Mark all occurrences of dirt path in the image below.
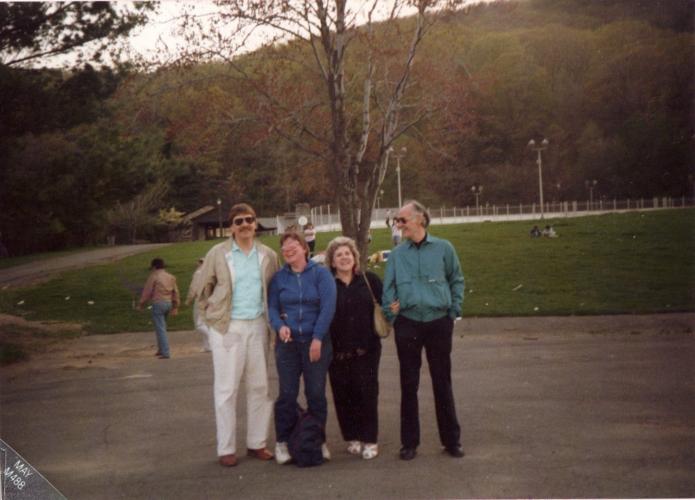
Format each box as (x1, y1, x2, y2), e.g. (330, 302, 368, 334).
(0, 243, 170, 287)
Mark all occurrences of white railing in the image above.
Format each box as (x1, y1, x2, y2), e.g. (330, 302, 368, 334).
(276, 197, 694, 233)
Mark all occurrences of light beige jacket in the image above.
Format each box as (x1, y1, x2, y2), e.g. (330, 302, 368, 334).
(196, 238, 279, 335)
(139, 269, 180, 307)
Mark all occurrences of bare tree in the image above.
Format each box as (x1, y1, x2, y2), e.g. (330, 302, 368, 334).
(170, 0, 459, 263)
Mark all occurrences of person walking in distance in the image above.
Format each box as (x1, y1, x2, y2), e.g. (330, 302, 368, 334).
(138, 258, 179, 359)
(195, 203, 280, 467)
(382, 200, 465, 461)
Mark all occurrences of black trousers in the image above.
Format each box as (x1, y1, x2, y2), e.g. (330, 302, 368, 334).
(394, 315, 460, 449)
(328, 344, 381, 443)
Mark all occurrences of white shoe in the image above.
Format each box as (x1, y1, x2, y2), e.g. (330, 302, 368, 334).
(362, 443, 378, 460)
(321, 443, 331, 461)
(275, 442, 291, 465)
(347, 440, 362, 455)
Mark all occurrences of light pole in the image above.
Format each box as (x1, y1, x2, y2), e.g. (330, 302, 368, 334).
(389, 146, 407, 208)
(528, 138, 549, 219)
(216, 197, 222, 238)
(471, 185, 483, 214)
(585, 179, 597, 210)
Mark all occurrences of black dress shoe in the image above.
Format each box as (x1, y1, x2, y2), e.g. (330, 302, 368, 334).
(444, 445, 465, 458)
(399, 447, 417, 460)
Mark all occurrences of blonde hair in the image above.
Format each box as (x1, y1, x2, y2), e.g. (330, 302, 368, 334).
(325, 236, 361, 274)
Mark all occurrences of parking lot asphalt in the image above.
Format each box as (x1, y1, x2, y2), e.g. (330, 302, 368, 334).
(1, 313, 694, 499)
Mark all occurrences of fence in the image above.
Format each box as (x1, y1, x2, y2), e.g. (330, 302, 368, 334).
(288, 196, 694, 233)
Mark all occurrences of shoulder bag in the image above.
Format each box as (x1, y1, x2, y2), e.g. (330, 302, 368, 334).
(361, 273, 392, 339)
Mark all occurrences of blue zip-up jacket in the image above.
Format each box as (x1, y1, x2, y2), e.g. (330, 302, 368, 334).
(268, 260, 337, 343)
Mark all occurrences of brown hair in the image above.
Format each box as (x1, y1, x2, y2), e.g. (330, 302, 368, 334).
(280, 231, 310, 262)
(228, 203, 256, 223)
(325, 236, 360, 274)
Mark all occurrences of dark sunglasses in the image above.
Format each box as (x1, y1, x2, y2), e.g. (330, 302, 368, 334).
(232, 216, 256, 226)
(393, 216, 409, 224)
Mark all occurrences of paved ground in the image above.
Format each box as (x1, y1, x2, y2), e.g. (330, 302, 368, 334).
(1, 313, 693, 499)
(0, 244, 171, 287)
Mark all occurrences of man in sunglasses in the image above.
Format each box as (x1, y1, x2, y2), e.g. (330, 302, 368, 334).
(195, 203, 280, 467)
(382, 200, 465, 461)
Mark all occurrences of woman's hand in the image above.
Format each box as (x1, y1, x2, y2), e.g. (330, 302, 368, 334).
(309, 339, 322, 362)
(390, 299, 400, 315)
(278, 325, 292, 343)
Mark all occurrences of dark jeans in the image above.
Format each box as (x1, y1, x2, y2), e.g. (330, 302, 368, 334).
(394, 315, 460, 449)
(328, 344, 381, 443)
(274, 338, 333, 442)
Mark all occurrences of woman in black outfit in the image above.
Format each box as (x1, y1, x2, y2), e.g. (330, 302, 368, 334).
(325, 236, 382, 460)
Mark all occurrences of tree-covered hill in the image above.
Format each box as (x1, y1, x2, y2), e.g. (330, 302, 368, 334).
(1, 0, 692, 255)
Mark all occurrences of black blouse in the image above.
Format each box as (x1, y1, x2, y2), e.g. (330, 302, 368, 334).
(329, 271, 383, 355)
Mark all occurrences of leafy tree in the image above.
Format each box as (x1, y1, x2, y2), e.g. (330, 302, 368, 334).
(0, 2, 153, 67)
(0, 118, 167, 254)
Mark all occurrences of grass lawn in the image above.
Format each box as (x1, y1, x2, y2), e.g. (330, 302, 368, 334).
(0, 209, 693, 336)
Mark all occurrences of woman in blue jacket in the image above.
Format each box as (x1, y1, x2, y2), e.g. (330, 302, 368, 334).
(268, 230, 337, 464)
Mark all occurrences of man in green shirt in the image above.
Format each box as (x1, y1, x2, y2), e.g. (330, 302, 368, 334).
(382, 200, 465, 461)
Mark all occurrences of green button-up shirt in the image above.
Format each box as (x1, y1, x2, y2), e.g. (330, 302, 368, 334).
(382, 233, 464, 323)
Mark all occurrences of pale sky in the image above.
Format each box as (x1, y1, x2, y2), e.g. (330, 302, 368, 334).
(30, 0, 493, 68)
(126, 0, 492, 66)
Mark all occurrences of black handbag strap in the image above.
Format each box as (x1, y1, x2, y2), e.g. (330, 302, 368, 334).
(361, 272, 379, 306)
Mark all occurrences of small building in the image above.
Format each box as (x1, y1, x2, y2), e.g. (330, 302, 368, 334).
(185, 205, 277, 241)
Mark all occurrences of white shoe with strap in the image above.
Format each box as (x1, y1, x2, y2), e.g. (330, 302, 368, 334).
(347, 440, 362, 455)
(362, 443, 378, 460)
(275, 442, 291, 465)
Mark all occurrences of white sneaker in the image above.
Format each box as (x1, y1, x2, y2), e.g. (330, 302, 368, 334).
(275, 442, 291, 465)
(347, 440, 362, 455)
(362, 443, 378, 460)
(321, 443, 331, 461)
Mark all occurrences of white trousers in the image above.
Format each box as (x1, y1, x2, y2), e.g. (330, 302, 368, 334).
(193, 303, 211, 351)
(210, 317, 272, 456)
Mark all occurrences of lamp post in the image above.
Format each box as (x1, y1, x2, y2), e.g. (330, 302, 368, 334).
(216, 197, 222, 238)
(585, 179, 597, 210)
(528, 138, 549, 219)
(471, 185, 483, 214)
(388, 146, 407, 208)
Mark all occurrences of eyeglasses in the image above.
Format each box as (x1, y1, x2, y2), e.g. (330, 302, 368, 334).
(232, 216, 256, 226)
(281, 242, 302, 252)
(393, 216, 411, 224)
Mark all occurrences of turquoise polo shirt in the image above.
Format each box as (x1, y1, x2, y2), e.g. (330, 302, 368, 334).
(229, 242, 264, 320)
